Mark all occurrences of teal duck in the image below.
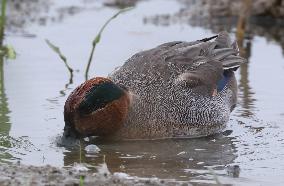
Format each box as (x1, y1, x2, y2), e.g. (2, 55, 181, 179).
(64, 31, 246, 139)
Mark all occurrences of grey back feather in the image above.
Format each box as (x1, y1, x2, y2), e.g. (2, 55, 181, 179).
(164, 32, 246, 88)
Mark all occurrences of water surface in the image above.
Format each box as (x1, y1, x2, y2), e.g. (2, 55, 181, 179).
(1, 0, 284, 185)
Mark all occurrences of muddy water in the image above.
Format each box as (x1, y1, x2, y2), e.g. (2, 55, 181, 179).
(1, 0, 284, 185)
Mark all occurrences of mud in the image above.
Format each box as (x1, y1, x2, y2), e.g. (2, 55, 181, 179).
(0, 162, 191, 186)
(144, 0, 284, 55)
(178, 0, 284, 18)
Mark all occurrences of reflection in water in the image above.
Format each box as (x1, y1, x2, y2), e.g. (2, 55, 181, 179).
(0, 57, 13, 162)
(0, 59, 10, 135)
(237, 39, 256, 118)
(235, 0, 255, 118)
(7, 0, 51, 33)
(6, 0, 102, 34)
(63, 134, 238, 182)
(7, 0, 78, 98)
(59, 72, 73, 97)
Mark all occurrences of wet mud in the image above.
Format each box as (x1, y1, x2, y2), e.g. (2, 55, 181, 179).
(0, 162, 190, 186)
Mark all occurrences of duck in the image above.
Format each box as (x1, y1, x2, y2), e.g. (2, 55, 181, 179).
(63, 31, 246, 140)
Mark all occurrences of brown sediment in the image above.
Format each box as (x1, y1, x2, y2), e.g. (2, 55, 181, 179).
(0, 163, 189, 186)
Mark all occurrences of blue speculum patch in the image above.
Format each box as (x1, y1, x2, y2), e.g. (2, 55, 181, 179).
(217, 71, 232, 92)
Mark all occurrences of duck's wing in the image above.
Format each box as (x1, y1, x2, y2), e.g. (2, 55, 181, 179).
(168, 32, 246, 92)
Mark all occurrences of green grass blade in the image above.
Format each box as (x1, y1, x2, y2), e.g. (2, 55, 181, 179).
(79, 175, 84, 186)
(85, 7, 133, 80)
(45, 39, 73, 74)
(6, 45, 16, 59)
(93, 7, 133, 46)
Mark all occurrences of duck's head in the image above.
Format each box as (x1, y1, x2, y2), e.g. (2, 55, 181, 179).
(63, 77, 130, 138)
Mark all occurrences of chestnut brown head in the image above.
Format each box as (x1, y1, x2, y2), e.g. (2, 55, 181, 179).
(63, 77, 130, 138)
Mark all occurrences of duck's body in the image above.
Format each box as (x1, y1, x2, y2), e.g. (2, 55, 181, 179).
(64, 32, 246, 139)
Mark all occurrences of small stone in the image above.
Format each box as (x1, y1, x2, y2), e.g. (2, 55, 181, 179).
(84, 145, 100, 154)
(226, 165, 240, 178)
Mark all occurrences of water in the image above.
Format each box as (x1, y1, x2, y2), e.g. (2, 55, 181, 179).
(1, 0, 284, 185)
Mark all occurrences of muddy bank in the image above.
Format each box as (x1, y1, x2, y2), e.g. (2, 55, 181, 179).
(104, 0, 141, 8)
(144, 0, 284, 55)
(0, 162, 191, 186)
(179, 0, 284, 18)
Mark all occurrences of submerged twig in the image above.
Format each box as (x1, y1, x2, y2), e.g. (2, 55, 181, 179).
(45, 39, 74, 76)
(85, 7, 133, 80)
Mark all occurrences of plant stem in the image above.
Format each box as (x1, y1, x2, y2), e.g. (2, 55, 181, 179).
(85, 45, 95, 80)
(84, 7, 133, 80)
(79, 140, 82, 163)
(45, 39, 73, 77)
(0, 0, 7, 47)
(79, 176, 84, 186)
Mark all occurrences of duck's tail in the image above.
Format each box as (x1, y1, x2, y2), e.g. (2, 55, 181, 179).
(211, 31, 247, 71)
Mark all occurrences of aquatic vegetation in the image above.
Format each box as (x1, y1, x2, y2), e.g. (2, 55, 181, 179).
(0, 0, 16, 59)
(45, 39, 73, 76)
(85, 7, 133, 80)
(0, 0, 7, 45)
(46, 7, 133, 81)
(79, 176, 84, 186)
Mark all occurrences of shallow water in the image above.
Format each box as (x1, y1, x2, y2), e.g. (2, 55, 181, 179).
(1, 0, 284, 185)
